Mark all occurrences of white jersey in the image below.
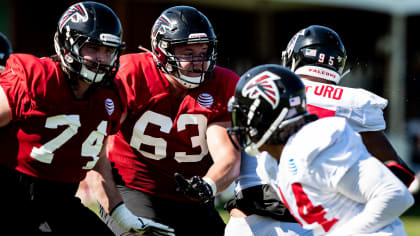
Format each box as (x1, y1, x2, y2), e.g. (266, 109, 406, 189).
(235, 80, 388, 193)
(276, 117, 413, 236)
(304, 79, 388, 132)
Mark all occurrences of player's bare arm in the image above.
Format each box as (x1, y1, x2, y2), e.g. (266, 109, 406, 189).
(86, 138, 123, 214)
(86, 139, 175, 235)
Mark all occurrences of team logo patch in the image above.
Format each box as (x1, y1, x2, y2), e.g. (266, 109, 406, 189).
(59, 3, 88, 32)
(105, 98, 115, 116)
(304, 48, 317, 57)
(197, 93, 214, 108)
(242, 71, 280, 109)
(288, 158, 298, 175)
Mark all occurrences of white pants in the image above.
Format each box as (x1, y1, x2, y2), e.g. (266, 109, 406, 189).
(224, 214, 313, 236)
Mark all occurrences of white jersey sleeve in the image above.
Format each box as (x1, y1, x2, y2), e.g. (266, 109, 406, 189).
(330, 156, 414, 236)
(276, 117, 373, 235)
(303, 80, 388, 132)
(234, 151, 278, 193)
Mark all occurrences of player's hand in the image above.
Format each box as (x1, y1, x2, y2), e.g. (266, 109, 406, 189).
(174, 173, 214, 203)
(110, 203, 175, 236)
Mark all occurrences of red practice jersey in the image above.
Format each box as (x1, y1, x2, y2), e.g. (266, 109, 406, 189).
(109, 52, 239, 201)
(0, 54, 123, 183)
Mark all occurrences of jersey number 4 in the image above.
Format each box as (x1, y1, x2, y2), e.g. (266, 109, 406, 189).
(30, 114, 107, 169)
(292, 183, 338, 232)
(130, 111, 208, 163)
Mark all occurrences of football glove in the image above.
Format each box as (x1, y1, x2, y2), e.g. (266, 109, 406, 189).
(385, 160, 415, 187)
(174, 173, 214, 203)
(110, 203, 175, 236)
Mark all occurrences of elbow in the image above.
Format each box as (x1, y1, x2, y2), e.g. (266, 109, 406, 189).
(402, 190, 415, 211)
(391, 187, 415, 213)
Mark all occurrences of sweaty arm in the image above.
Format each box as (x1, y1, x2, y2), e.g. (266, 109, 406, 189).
(85, 138, 124, 214)
(204, 121, 241, 194)
(334, 156, 414, 235)
(360, 131, 399, 163)
(0, 86, 11, 127)
(86, 138, 175, 235)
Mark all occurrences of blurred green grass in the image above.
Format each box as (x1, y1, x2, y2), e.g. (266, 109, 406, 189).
(401, 203, 420, 236)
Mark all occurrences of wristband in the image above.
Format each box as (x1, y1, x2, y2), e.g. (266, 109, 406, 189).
(202, 177, 217, 196)
(109, 201, 124, 216)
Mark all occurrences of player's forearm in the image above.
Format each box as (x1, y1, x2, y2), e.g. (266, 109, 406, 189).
(205, 155, 240, 194)
(335, 157, 414, 234)
(85, 156, 123, 214)
(206, 121, 241, 194)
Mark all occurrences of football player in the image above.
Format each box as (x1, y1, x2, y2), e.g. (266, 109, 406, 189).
(283, 25, 414, 186)
(228, 64, 414, 235)
(225, 25, 415, 236)
(0, 32, 12, 73)
(0, 1, 172, 234)
(85, 5, 241, 236)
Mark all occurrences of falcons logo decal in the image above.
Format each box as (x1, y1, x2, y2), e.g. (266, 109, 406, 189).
(286, 29, 305, 57)
(151, 15, 175, 41)
(59, 3, 88, 32)
(242, 71, 281, 109)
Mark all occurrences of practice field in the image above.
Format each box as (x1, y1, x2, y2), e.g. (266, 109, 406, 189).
(78, 183, 420, 235)
(400, 204, 420, 236)
(217, 204, 420, 236)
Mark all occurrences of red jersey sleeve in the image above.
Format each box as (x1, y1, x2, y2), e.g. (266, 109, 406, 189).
(0, 54, 60, 121)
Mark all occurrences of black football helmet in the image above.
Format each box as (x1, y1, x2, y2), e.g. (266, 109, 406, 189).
(281, 25, 346, 84)
(54, 1, 125, 84)
(0, 32, 12, 69)
(227, 64, 308, 155)
(151, 6, 217, 89)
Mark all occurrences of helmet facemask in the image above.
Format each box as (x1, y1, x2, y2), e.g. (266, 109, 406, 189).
(151, 6, 217, 89)
(55, 30, 123, 85)
(228, 96, 305, 156)
(227, 65, 309, 156)
(54, 2, 125, 86)
(155, 38, 217, 89)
